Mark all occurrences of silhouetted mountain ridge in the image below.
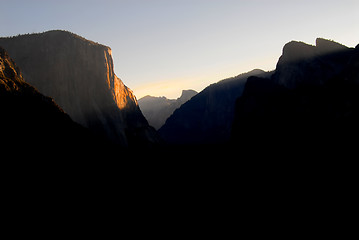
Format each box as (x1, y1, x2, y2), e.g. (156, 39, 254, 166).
(159, 69, 271, 144)
(275, 38, 351, 88)
(157, 38, 359, 152)
(279, 38, 348, 65)
(231, 38, 359, 154)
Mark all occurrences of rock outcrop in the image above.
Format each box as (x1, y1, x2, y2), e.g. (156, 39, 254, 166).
(138, 89, 197, 130)
(0, 30, 158, 146)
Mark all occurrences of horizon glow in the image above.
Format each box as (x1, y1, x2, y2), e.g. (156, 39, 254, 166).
(1, 0, 359, 99)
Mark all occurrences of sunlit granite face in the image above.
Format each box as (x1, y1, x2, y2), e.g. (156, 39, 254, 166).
(0, 30, 158, 146)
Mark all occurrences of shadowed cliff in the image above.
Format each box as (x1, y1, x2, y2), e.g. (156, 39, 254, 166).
(231, 39, 359, 155)
(0, 30, 158, 147)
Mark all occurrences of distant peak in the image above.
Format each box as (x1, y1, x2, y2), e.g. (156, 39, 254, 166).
(178, 89, 197, 100)
(139, 95, 153, 100)
(138, 95, 169, 103)
(181, 89, 197, 96)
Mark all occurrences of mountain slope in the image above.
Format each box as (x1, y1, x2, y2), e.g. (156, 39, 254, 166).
(0, 30, 158, 147)
(231, 38, 359, 153)
(158, 69, 270, 144)
(138, 89, 197, 130)
(0, 46, 99, 148)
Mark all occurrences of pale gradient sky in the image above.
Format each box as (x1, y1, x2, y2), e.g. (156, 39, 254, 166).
(1, 0, 359, 99)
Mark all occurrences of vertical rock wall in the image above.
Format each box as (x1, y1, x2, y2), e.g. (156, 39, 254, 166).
(0, 30, 157, 146)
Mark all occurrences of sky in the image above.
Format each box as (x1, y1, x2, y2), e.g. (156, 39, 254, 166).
(1, 0, 359, 99)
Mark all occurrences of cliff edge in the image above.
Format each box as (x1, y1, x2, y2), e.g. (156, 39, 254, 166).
(0, 30, 158, 146)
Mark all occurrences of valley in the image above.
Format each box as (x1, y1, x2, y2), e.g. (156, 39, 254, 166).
(1, 31, 358, 157)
